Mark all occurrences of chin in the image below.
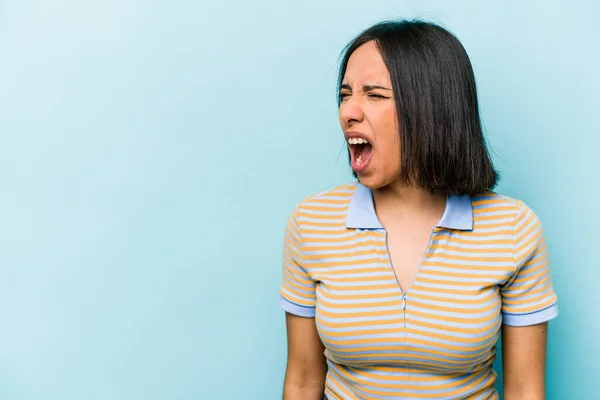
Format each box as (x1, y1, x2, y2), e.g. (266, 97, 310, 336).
(356, 173, 388, 190)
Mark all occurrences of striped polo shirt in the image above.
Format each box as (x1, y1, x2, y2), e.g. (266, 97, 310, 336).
(279, 182, 558, 399)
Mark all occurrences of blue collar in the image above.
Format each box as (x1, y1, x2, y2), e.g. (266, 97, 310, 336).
(345, 183, 473, 230)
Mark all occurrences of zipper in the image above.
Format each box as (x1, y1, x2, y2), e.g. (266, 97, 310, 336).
(401, 293, 407, 328)
(383, 230, 406, 316)
(404, 290, 411, 400)
(384, 226, 437, 400)
(384, 227, 436, 315)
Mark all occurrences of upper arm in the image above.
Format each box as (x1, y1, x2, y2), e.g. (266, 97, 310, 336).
(501, 323, 548, 399)
(284, 313, 327, 392)
(500, 202, 558, 398)
(279, 206, 326, 397)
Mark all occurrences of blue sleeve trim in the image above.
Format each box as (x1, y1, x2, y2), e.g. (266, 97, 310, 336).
(502, 303, 558, 327)
(280, 296, 316, 318)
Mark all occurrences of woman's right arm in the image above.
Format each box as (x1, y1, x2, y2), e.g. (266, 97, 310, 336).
(283, 312, 327, 400)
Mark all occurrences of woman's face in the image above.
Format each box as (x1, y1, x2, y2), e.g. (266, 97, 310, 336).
(339, 41, 400, 189)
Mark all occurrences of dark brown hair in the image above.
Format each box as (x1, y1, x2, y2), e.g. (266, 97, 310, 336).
(338, 20, 499, 195)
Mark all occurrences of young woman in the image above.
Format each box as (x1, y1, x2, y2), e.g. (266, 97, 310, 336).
(280, 20, 558, 400)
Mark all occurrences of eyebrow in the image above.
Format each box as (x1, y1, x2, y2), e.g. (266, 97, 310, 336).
(340, 84, 392, 91)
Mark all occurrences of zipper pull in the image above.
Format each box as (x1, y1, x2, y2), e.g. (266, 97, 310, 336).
(401, 294, 406, 310)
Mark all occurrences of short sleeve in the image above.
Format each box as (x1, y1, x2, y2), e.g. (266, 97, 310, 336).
(279, 206, 316, 318)
(501, 201, 558, 326)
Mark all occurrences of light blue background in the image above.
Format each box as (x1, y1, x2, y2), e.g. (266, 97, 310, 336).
(1, 0, 598, 399)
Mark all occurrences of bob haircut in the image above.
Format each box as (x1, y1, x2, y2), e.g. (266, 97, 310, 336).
(338, 20, 499, 196)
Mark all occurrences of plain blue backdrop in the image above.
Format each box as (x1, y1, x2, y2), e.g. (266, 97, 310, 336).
(1, 0, 598, 399)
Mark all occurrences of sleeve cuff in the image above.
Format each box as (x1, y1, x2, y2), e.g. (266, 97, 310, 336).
(280, 296, 316, 318)
(502, 302, 559, 327)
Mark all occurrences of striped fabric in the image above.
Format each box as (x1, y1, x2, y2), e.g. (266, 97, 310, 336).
(280, 182, 558, 399)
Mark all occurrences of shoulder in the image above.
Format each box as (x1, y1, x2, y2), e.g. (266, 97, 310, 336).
(287, 182, 358, 226)
(294, 181, 358, 211)
(471, 191, 543, 234)
(471, 191, 536, 217)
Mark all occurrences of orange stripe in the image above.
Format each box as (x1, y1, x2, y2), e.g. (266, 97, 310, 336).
(472, 206, 517, 214)
(411, 289, 497, 305)
(325, 283, 400, 291)
(474, 213, 516, 221)
(454, 229, 513, 237)
(415, 276, 494, 287)
(502, 297, 556, 313)
(302, 219, 347, 227)
(420, 269, 509, 280)
(312, 266, 391, 276)
(280, 292, 314, 307)
(409, 297, 500, 315)
(302, 234, 382, 244)
(298, 212, 347, 221)
(472, 198, 517, 206)
(411, 284, 480, 296)
(303, 248, 388, 260)
(472, 220, 517, 229)
(320, 291, 402, 301)
(407, 307, 498, 325)
(309, 257, 389, 268)
(424, 252, 513, 263)
(306, 240, 384, 252)
(405, 316, 499, 335)
(429, 243, 512, 254)
(438, 236, 513, 246)
(420, 261, 512, 272)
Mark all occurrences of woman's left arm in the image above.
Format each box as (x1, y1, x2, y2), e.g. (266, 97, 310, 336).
(502, 322, 548, 400)
(501, 202, 558, 399)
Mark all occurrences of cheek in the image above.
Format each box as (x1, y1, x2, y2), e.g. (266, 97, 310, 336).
(378, 106, 400, 150)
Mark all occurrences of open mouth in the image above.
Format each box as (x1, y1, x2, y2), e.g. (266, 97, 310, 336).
(348, 137, 373, 170)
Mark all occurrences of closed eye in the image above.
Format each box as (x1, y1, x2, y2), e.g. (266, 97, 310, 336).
(340, 93, 389, 100)
(368, 93, 389, 99)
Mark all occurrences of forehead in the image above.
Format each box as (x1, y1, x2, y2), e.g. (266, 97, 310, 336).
(343, 41, 391, 85)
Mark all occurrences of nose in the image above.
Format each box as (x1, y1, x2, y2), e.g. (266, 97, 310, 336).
(339, 96, 364, 126)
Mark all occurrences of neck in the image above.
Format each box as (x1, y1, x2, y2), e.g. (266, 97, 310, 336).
(371, 181, 446, 226)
